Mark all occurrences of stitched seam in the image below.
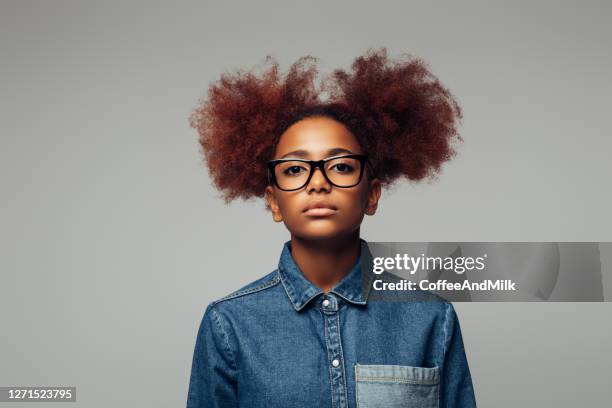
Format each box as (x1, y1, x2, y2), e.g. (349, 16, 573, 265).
(278, 269, 299, 309)
(278, 269, 322, 311)
(323, 310, 335, 408)
(362, 267, 375, 303)
(213, 274, 281, 304)
(335, 311, 349, 406)
(355, 376, 439, 385)
(332, 290, 366, 306)
(442, 303, 451, 360)
(440, 302, 452, 408)
(355, 364, 361, 408)
(210, 307, 237, 372)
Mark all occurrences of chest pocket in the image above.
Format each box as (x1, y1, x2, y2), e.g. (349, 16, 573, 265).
(355, 364, 439, 408)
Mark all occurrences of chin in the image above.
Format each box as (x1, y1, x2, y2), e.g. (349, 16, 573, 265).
(295, 224, 355, 242)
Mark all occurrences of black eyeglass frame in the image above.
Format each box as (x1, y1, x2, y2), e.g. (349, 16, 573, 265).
(267, 154, 370, 191)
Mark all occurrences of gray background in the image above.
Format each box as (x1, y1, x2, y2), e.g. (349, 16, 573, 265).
(1, 0, 611, 406)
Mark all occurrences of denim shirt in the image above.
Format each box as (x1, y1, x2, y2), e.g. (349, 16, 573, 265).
(187, 240, 476, 407)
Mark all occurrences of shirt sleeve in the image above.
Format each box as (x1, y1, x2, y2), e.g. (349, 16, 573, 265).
(439, 303, 477, 408)
(186, 303, 238, 408)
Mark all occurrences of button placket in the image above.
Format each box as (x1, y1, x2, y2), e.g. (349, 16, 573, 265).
(322, 294, 348, 408)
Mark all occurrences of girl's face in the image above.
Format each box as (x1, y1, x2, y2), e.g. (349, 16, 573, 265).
(265, 116, 381, 242)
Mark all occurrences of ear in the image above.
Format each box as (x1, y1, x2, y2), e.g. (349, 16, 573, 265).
(365, 178, 382, 216)
(265, 185, 284, 222)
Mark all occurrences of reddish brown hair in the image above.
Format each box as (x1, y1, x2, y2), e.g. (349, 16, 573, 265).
(190, 48, 462, 203)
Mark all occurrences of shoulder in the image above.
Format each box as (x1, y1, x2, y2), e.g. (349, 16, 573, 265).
(204, 269, 282, 312)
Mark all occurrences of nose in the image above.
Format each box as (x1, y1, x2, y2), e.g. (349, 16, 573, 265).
(307, 167, 331, 193)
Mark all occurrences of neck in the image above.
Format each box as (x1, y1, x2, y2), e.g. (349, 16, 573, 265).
(289, 230, 361, 293)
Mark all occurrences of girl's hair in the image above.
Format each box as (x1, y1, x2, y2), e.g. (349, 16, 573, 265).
(190, 48, 462, 203)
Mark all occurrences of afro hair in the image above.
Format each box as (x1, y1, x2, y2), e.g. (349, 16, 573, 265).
(190, 47, 463, 204)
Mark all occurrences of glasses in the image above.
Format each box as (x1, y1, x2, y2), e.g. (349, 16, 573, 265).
(267, 154, 368, 191)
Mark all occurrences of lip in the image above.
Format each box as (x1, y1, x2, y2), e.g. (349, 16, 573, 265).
(302, 202, 338, 217)
(303, 207, 338, 216)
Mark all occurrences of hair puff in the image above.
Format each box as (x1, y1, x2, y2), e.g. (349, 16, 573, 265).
(190, 48, 462, 203)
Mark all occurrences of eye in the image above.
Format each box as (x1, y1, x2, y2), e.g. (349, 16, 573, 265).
(283, 165, 307, 176)
(331, 162, 355, 173)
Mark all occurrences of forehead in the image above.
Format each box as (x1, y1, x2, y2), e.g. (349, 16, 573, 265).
(274, 116, 362, 159)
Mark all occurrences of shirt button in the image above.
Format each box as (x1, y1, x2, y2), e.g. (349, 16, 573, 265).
(332, 359, 340, 367)
(322, 299, 330, 307)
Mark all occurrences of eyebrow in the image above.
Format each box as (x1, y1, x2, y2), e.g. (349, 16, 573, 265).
(279, 148, 356, 159)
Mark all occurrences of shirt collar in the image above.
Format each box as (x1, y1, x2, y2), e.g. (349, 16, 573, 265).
(277, 239, 375, 311)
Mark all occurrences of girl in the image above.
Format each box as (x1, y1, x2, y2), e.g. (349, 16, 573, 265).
(187, 48, 476, 407)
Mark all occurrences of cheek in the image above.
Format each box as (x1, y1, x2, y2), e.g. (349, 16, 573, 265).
(351, 185, 371, 208)
(338, 188, 370, 217)
(275, 193, 302, 217)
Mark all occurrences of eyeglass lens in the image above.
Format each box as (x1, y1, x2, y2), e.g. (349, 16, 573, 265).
(274, 157, 363, 190)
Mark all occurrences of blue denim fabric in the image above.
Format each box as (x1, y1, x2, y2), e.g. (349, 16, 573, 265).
(187, 240, 476, 407)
